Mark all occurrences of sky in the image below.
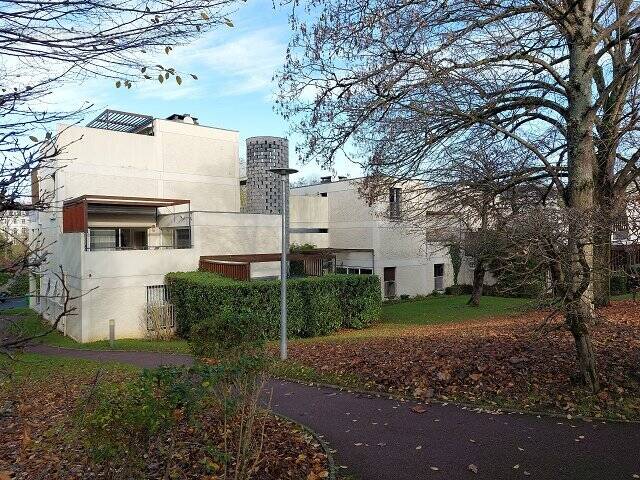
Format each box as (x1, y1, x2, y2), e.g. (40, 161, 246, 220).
(56, 0, 361, 183)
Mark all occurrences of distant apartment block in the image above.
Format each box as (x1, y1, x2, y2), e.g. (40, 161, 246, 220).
(1, 210, 30, 240)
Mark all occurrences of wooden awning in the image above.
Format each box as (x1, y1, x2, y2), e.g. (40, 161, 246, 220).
(62, 195, 190, 233)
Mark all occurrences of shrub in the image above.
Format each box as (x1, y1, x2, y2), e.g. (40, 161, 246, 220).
(79, 366, 205, 475)
(190, 307, 268, 359)
(79, 360, 269, 479)
(0, 272, 28, 296)
(444, 284, 474, 295)
(166, 272, 382, 338)
(610, 272, 628, 296)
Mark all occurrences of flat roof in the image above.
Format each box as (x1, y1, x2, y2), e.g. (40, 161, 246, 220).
(63, 195, 190, 208)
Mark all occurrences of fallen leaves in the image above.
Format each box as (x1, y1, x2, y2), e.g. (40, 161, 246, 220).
(287, 301, 640, 420)
(410, 405, 428, 414)
(2, 371, 330, 480)
(468, 463, 479, 474)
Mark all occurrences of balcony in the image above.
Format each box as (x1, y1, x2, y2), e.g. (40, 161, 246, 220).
(62, 195, 192, 251)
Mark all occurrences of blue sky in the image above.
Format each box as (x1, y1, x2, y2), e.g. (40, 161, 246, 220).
(61, 0, 360, 183)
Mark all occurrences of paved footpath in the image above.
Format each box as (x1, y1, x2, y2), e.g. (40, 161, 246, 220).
(28, 344, 640, 480)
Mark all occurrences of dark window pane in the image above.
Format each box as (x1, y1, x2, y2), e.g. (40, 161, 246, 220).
(174, 228, 191, 248)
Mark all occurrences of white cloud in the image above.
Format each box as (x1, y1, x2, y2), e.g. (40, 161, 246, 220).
(169, 27, 287, 98)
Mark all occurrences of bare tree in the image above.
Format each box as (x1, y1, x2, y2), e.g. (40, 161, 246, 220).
(276, 0, 640, 392)
(0, 0, 245, 350)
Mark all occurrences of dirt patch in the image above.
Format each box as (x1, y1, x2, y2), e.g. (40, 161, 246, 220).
(287, 300, 640, 420)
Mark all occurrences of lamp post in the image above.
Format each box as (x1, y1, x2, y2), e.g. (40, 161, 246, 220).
(268, 167, 298, 361)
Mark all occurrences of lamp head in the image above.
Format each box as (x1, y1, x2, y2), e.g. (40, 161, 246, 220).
(268, 168, 299, 176)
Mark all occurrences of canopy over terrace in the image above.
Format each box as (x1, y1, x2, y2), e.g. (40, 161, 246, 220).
(62, 195, 191, 250)
(199, 248, 374, 281)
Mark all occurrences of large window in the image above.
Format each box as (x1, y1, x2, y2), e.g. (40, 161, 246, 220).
(89, 228, 148, 250)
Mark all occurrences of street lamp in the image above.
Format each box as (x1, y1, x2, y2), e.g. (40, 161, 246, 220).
(268, 167, 298, 361)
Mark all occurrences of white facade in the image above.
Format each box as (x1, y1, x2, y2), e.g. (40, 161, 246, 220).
(290, 179, 456, 298)
(31, 114, 281, 342)
(31, 111, 462, 343)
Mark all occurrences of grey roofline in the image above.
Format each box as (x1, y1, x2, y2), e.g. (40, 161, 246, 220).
(86, 108, 239, 133)
(290, 176, 364, 189)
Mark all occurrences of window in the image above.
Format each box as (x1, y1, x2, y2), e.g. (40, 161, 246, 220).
(337, 266, 373, 275)
(174, 228, 191, 248)
(389, 188, 402, 219)
(90, 228, 117, 250)
(146, 285, 175, 330)
(120, 228, 148, 249)
(383, 267, 396, 298)
(89, 228, 148, 250)
(434, 263, 445, 291)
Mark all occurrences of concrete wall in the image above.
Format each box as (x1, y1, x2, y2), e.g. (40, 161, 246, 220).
(289, 195, 329, 248)
(73, 211, 282, 341)
(54, 119, 240, 212)
(31, 118, 281, 342)
(291, 179, 460, 297)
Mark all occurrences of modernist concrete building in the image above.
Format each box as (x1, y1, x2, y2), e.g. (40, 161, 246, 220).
(30, 109, 461, 342)
(290, 179, 456, 298)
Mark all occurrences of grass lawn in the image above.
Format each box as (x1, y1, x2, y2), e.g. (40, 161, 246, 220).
(4, 295, 533, 352)
(0, 352, 138, 379)
(4, 307, 190, 353)
(381, 294, 532, 325)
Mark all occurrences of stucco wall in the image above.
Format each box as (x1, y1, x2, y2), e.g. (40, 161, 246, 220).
(291, 179, 460, 296)
(55, 120, 240, 212)
(33, 114, 279, 341)
(75, 211, 282, 341)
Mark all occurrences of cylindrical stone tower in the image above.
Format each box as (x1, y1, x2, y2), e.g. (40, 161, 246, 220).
(246, 136, 290, 215)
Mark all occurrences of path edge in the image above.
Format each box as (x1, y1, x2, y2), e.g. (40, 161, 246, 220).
(272, 375, 640, 425)
(273, 411, 338, 480)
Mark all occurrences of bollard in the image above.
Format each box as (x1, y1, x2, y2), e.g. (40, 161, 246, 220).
(109, 319, 115, 348)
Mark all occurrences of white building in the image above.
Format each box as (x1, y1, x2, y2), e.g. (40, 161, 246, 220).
(290, 178, 455, 298)
(31, 110, 461, 342)
(1, 210, 30, 240)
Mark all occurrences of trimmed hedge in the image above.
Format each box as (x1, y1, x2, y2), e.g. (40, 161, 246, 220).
(166, 272, 382, 338)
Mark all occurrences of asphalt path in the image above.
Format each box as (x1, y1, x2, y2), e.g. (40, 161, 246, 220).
(22, 343, 640, 480)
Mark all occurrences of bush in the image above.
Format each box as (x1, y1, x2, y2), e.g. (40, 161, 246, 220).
(190, 307, 268, 359)
(79, 360, 269, 479)
(79, 366, 206, 475)
(444, 284, 474, 295)
(610, 272, 629, 296)
(166, 272, 382, 338)
(0, 272, 28, 296)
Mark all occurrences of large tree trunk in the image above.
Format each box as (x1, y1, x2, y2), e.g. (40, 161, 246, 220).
(564, 5, 600, 393)
(592, 225, 612, 307)
(567, 307, 600, 391)
(467, 260, 485, 307)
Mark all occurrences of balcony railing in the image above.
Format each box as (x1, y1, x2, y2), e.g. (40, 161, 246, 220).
(87, 243, 192, 252)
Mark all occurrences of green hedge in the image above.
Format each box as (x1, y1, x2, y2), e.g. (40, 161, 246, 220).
(166, 272, 382, 338)
(0, 272, 29, 296)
